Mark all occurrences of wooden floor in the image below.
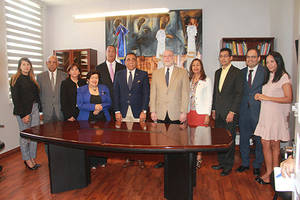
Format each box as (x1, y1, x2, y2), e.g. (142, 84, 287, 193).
(0, 144, 275, 200)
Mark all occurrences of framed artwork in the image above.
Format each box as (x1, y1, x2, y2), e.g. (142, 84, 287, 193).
(105, 9, 202, 74)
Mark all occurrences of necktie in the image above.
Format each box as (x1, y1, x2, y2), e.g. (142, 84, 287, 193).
(165, 68, 169, 87)
(248, 70, 253, 88)
(109, 63, 114, 82)
(51, 72, 55, 90)
(128, 71, 133, 90)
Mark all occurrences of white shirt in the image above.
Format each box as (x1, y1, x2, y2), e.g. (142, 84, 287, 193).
(106, 60, 116, 74)
(127, 68, 136, 83)
(48, 69, 57, 85)
(247, 64, 258, 84)
(164, 65, 174, 84)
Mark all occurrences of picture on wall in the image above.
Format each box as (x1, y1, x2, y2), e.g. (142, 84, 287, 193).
(105, 9, 202, 74)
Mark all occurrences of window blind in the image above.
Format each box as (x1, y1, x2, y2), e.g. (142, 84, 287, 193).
(4, 0, 44, 80)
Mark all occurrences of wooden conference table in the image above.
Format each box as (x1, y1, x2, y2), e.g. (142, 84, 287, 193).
(20, 121, 232, 200)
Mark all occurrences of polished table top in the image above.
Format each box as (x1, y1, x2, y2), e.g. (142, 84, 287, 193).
(21, 121, 232, 153)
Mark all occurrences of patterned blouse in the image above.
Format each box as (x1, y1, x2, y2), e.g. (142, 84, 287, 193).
(190, 80, 199, 110)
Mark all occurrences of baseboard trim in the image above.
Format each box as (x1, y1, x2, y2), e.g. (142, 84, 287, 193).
(0, 147, 20, 159)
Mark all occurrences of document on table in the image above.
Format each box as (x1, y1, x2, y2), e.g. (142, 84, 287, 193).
(274, 167, 295, 192)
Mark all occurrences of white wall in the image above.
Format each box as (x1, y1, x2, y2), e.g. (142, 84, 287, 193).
(44, 0, 274, 79)
(0, 1, 20, 153)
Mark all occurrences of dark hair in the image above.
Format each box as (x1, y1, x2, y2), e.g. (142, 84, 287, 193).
(125, 52, 137, 60)
(86, 70, 100, 80)
(189, 58, 207, 81)
(264, 51, 289, 84)
(220, 47, 232, 57)
(246, 48, 260, 57)
(67, 63, 81, 77)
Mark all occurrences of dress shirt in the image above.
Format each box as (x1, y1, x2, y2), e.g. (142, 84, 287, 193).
(247, 65, 258, 84)
(106, 60, 116, 74)
(48, 69, 57, 86)
(218, 63, 231, 92)
(164, 65, 174, 84)
(126, 68, 136, 83)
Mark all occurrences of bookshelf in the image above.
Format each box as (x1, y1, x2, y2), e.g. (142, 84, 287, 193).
(53, 48, 97, 77)
(221, 37, 274, 63)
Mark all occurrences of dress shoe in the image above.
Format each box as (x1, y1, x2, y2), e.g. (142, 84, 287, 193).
(255, 176, 270, 185)
(236, 165, 249, 172)
(211, 164, 223, 170)
(154, 162, 164, 168)
(220, 169, 232, 176)
(253, 168, 260, 176)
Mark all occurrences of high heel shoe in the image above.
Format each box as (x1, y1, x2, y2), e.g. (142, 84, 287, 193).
(24, 161, 37, 170)
(255, 176, 270, 185)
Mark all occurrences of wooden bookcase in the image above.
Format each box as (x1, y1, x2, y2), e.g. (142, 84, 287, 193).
(53, 48, 97, 77)
(221, 37, 274, 63)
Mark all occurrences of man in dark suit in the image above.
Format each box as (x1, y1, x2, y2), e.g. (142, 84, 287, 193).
(96, 45, 126, 111)
(37, 55, 67, 123)
(113, 52, 150, 168)
(236, 48, 266, 176)
(113, 53, 150, 122)
(211, 48, 243, 176)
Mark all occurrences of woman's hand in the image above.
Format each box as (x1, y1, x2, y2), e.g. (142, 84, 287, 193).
(67, 117, 76, 121)
(254, 93, 268, 101)
(203, 115, 210, 125)
(22, 115, 30, 124)
(95, 104, 103, 111)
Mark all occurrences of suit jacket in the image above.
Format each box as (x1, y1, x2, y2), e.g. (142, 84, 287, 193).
(113, 69, 150, 118)
(150, 67, 189, 121)
(239, 65, 266, 125)
(188, 77, 213, 115)
(212, 65, 243, 120)
(37, 70, 67, 122)
(95, 61, 126, 103)
(77, 84, 111, 121)
(60, 77, 86, 120)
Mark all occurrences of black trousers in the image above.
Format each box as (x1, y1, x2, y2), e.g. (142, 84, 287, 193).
(157, 112, 181, 124)
(215, 115, 237, 170)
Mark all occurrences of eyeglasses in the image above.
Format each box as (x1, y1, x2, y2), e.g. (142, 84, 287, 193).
(219, 55, 230, 58)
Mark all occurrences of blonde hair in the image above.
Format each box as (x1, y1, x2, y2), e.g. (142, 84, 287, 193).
(10, 57, 39, 88)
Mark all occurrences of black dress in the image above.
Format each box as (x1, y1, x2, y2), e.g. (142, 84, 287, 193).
(88, 95, 106, 122)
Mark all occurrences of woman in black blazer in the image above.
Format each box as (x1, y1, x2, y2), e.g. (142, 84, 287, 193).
(60, 63, 86, 121)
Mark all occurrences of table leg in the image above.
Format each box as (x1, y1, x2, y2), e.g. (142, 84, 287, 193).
(48, 144, 90, 193)
(164, 152, 196, 200)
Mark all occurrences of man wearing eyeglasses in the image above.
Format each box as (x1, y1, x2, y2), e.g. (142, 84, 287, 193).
(211, 48, 243, 176)
(236, 48, 266, 177)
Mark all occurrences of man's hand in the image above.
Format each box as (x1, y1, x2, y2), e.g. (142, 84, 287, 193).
(226, 111, 234, 123)
(151, 112, 157, 122)
(179, 113, 187, 123)
(203, 115, 210, 125)
(139, 112, 146, 122)
(115, 113, 122, 122)
(95, 104, 103, 111)
(211, 110, 216, 120)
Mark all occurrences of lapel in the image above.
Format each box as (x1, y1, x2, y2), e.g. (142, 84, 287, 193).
(215, 68, 221, 93)
(44, 71, 52, 91)
(251, 65, 264, 89)
(158, 68, 168, 88)
(169, 67, 178, 88)
(219, 65, 234, 93)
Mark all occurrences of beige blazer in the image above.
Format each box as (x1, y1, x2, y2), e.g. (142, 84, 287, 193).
(150, 67, 189, 121)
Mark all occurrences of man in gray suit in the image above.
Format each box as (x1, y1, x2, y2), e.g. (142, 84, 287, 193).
(37, 55, 67, 123)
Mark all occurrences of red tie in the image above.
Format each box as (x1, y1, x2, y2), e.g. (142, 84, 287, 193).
(248, 70, 253, 88)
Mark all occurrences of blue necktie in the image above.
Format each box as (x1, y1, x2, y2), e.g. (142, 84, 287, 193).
(165, 68, 169, 87)
(128, 71, 133, 90)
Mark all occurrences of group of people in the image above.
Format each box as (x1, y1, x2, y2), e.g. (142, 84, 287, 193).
(10, 45, 293, 186)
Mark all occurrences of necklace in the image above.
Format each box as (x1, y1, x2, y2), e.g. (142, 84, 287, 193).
(89, 86, 97, 92)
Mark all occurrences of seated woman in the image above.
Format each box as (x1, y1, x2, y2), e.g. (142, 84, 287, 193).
(77, 70, 111, 122)
(60, 63, 86, 121)
(77, 70, 111, 169)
